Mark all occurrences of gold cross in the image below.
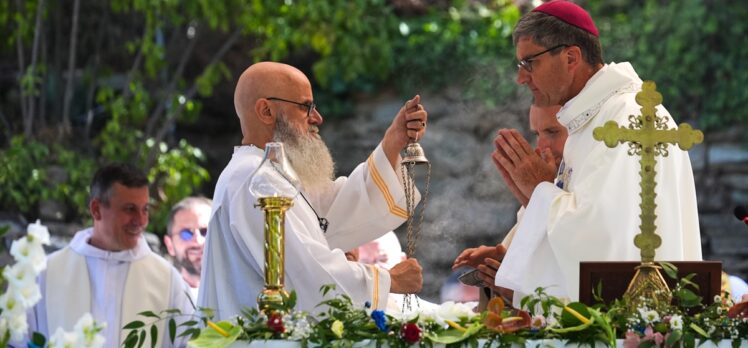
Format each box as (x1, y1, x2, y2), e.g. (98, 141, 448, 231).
(592, 81, 703, 262)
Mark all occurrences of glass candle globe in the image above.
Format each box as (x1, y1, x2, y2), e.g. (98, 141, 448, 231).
(248, 142, 300, 199)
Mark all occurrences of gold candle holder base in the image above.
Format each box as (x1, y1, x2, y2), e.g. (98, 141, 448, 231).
(623, 262, 672, 312)
(256, 196, 294, 313)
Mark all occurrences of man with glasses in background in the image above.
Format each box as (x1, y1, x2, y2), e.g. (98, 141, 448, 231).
(490, 0, 702, 306)
(164, 196, 212, 300)
(199, 61, 428, 318)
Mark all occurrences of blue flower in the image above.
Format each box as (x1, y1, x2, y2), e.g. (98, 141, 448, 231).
(371, 310, 387, 332)
(364, 301, 371, 309)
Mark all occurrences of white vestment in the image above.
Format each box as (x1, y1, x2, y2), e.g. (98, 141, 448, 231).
(198, 143, 415, 319)
(27, 228, 194, 347)
(495, 62, 702, 305)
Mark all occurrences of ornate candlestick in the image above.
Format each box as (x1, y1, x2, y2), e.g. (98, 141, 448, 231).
(255, 196, 293, 313)
(248, 142, 300, 313)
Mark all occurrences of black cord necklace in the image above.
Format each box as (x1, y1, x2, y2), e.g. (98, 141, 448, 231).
(298, 191, 329, 233)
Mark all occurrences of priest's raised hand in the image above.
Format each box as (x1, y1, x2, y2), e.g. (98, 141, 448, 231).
(382, 95, 428, 169)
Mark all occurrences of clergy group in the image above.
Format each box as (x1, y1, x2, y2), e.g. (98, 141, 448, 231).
(20, 1, 702, 347)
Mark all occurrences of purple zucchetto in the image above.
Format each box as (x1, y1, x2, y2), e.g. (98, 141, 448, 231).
(533, 0, 599, 37)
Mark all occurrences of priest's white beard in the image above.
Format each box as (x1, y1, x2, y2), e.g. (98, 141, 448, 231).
(273, 115, 335, 194)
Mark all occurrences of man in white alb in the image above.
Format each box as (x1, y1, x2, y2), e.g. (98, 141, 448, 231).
(198, 62, 427, 318)
(491, 0, 702, 305)
(452, 105, 564, 303)
(28, 163, 193, 347)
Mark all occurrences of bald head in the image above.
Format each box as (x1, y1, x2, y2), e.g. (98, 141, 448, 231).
(529, 104, 566, 168)
(234, 62, 313, 146)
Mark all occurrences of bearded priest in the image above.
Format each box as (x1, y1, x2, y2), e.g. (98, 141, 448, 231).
(198, 62, 427, 319)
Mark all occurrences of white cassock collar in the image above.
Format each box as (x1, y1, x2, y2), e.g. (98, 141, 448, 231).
(69, 227, 152, 262)
(557, 62, 642, 134)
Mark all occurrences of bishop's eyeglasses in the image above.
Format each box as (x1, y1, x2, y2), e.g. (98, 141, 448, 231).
(517, 44, 568, 73)
(177, 227, 208, 241)
(267, 97, 317, 118)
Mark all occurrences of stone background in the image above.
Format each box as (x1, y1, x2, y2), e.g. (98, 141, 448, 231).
(2, 89, 747, 303)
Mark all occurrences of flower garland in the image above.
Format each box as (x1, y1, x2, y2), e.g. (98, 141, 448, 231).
(122, 265, 748, 348)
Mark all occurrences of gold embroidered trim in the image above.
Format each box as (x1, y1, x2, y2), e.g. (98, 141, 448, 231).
(367, 155, 408, 219)
(369, 264, 380, 308)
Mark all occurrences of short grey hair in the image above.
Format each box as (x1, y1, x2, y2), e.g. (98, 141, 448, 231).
(166, 196, 213, 235)
(513, 11, 603, 67)
(90, 163, 149, 206)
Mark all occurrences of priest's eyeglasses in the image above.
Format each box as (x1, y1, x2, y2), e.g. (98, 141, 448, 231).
(517, 44, 568, 73)
(267, 97, 317, 118)
(178, 227, 208, 241)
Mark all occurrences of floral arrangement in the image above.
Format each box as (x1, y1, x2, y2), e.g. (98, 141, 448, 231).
(0, 221, 105, 348)
(124, 263, 748, 348)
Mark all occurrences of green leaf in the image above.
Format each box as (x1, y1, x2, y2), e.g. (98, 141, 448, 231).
(123, 320, 146, 329)
(659, 261, 678, 279)
(424, 322, 483, 344)
(137, 329, 146, 348)
(666, 329, 682, 347)
(138, 310, 160, 319)
(169, 318, 177, 343)
(188, 321, 242, 348)
(150, 324, 158, 348)
(689, 323, 709, 338)
(559, 302, 591, 327)
(31, 331, 46, 346)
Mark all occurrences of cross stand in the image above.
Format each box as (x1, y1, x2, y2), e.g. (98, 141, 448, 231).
(592, 81, 703, 312)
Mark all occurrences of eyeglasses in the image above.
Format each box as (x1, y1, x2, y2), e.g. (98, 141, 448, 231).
(177, 227, 207, 241)
(267, 97, 317, 118)
(517, 44, 568, 73)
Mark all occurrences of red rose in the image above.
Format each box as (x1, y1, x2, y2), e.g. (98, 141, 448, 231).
(401, 323, 422, 344)
(267, 312, 285, 333)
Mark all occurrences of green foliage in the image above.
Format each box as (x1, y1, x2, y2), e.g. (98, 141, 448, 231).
(122, 308, 207, 348)
(392, 0, 522, 107)
(588, 0, 748, 132)
(0, 136, 50, 213)
(0, 136, 96, 220)
(148, 139, 210, 234)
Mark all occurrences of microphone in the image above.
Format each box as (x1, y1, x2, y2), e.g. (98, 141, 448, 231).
(735, 206, 748, 225)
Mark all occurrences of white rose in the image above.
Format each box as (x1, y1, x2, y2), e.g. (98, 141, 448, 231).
(48, 327, 77, 348)
(73, 313, 95, 332)
(670, 314, 683, 330)
(73, 313, 106, 348)
(0, 291, 25, 316)
(434, 301, 476, 326)
(3, 262, 37, 290)
(640, 309, 660, 324)
(10, 237, 47, 273)
(12, 280, 42, 308)
(27, 220, 51, 245)
(7, 312, 28, 343)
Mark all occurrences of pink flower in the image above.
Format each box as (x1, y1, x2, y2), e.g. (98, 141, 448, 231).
(653, 332, 664, 346)
(643, 325, 654, 337)
(624, 330, 641, 348)
(641, 325, 664, 346)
